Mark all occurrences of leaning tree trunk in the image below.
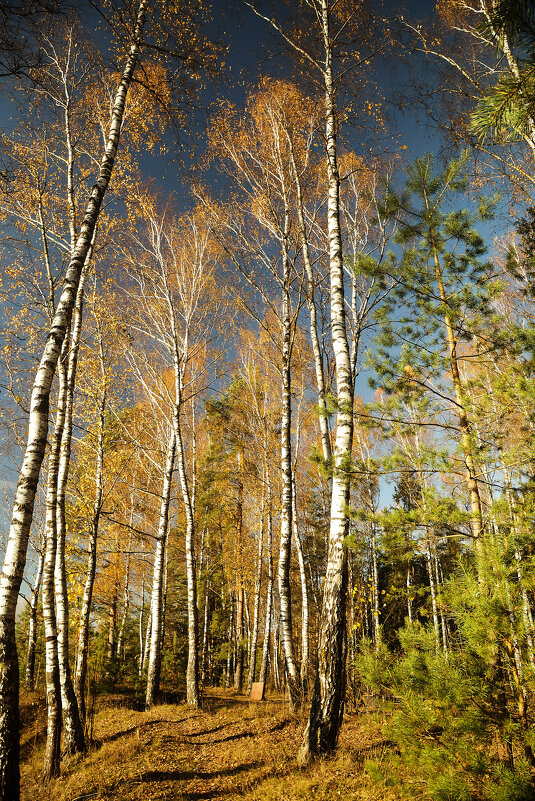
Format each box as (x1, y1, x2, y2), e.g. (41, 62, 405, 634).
(0, 5, 148, 795)
(299, 0, 354, 764)
(43, 333, 71, 782)
(55, 264, 89, 755)
(25, 546, 44, 692)
(146, 428, 176, 710)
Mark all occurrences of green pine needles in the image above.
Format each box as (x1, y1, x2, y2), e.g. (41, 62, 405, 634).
(471, 0, 535, 142)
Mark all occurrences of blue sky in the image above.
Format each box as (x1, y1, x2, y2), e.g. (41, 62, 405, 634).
(0, 0, 517, 583)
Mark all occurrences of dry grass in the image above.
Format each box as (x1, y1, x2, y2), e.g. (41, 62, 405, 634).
(20, 689, 403, 801)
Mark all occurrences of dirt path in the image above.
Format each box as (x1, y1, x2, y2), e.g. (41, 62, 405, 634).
(20, 689, 390, 801)
(21, 690, 304, 801)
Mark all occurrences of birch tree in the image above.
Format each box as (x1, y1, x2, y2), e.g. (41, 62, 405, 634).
(208, 84, 307, 707)
(0, 5, 148, 794)
(124, 198, 227, 708)
(244, 0, 381, 759)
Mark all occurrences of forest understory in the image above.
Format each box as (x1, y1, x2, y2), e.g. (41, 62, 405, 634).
(18, 687, 421, 801)
(18, 685, 535, 801)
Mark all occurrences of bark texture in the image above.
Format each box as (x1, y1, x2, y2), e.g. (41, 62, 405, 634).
(299, 0, 354, 764)
(0, 4, 147, 794)
(145, 428, 176, 710)
(25, 548, 44, 692)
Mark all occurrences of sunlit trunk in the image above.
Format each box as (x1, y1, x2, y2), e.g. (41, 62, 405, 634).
(247, 492, 264, 692)
(43, 395, 64, 781)
(55, 264, 90, 754)
(0, 5, 147, 793)
(370, 522, 380, 651)
(234, 454, 245, 694)
(299, 0, 354, 763)
(289, 143, 332, 466)
(146, 428, 176, 710)
(292, 478, 309, 694)
(259, 475, 274, 688)
(278, 232, 301, 708)
(25, 547, 44, 692)
(173, 411, 199, 707)
(138, 575, 145, 678)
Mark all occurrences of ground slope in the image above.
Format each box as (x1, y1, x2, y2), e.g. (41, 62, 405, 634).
(19, 689, 396, 801)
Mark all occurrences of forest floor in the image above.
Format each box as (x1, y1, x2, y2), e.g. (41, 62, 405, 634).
(19, 687, 403, 801)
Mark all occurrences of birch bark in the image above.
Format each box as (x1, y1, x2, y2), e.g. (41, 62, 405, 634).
(299, 0, 354, 763)
(288, 141, 332, 465)
(25, 547, 44, 692)
(247, 492, 264, 693)
(175, 418, 200, 707)
(259, 468, 274, 687)
(0, 4, 147, 794)
(145, 428, 176, 710)
(54, 266, 90, 755)
(278, 269, 301, 708)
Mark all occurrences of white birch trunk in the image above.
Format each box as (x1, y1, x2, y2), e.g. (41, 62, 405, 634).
(233, 455, 244, 694)
(425, 536, 440, 653)
(434, 550, 448, 657)
(0, 5, 147, 794)
(292, 478, 309, 694)
(225, 592, 234, 688)
(116, 529, 132, 660)
(159, 542, 169, 662)
(42, 476, 61, 782)
(55, 261, 90, 754)
(138, 574, 145, 678)
(247, 506, 264, 692)
(406, 565, 413, 625)
(142, 609, 152, 676)
(259, 475, 274, 688)
(289, 143, 332, 465)
(174, 417, 200, 707)
(43, 333, 70, 781)
(201, 571, 210, 685)
(146, 428, 176, 710)
(278, 254, 301, 708)
(370, 522, 380, 652)
(25, 547, 44, 692)
(299, 0, 354, 763)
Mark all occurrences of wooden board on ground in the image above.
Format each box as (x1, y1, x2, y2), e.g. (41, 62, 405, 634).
(250, 682, 265, 701)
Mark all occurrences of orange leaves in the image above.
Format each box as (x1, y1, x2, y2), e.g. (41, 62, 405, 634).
(436, 0, 471, 27)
